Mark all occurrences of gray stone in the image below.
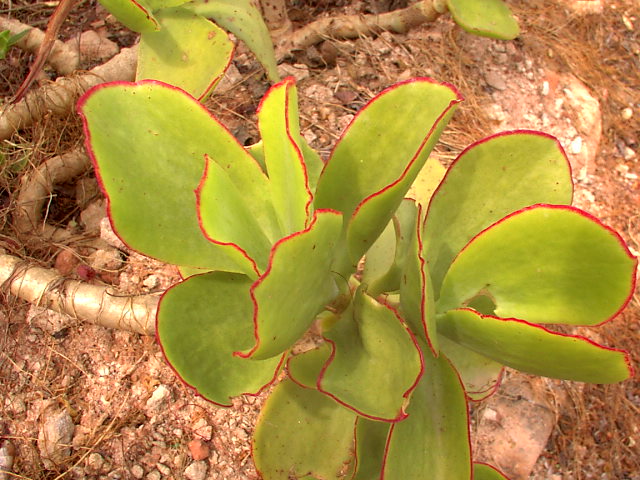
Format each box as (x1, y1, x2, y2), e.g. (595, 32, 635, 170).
(484, 70, 507, 91)
(184, 461, 208, 480)
(145, 385, 172, 413)
(38, 408, 75, 468)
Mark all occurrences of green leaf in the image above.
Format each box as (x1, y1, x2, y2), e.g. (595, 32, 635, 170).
(400, 203, 438, 354)
(253, 378, 357, 480)
(407, 155, 447, 207)
(314, 79, 461, 269)
(438, 308, 633, 383)
(474, 463, 510, 480)
(157, 272, 285, 405)
(424, 131, 573, 294)
(239, 210, 343, 360)
(257, 77, 313, 235)
(77, 81, 259, 273)
(446, 0, 520, 40)
(287, 344, 331, 390)
(382, 350, 471, 480)
(439, 336, 503, 401)
(363, 199, 418, 296)
(319, 288, 424, 421)
(351, 417, 390, 480)
(437, 205, 638, 325)
(137, 8, 234, 100)
(197, 155, 272, 272)
(188, 0, 280, 82)
(98, 0, 160, 32)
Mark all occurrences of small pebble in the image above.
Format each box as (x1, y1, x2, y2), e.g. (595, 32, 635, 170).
(569, 136, 583, 154)
(130, 465, 144, 479)
(184, 461, 208, 480)
(145, 470, 161, 480)
(157, 463, 171, 475)
(622, 107, 633, 120)
(86, 452, 105, 473)
(188, 439, 210, 461)
(146, 385, 172, 412)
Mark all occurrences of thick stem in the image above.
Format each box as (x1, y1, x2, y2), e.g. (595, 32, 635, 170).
(0, 14, 79, 75)
(0, 45, 138, 141)
(0, 251, 158, 335)
(14, 147, 90, 244)
(277, 0, 442, 54)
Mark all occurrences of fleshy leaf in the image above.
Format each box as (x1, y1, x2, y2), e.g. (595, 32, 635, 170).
(438, 308, 633, 383)
(98, 0, 159, 32)
(253, 378, 357, 480)
(314, 78, 462, 271)
(439, 336, 503, 401)
(474, 463, 510, 480)
(319, 288, 423, 422)
(425, 131, 573, 294)
(197, 155, 271, 273)
(257, 77, 313, 235)
(406, 155, 447, 207)
(188, 0, 280, 82)
(363, 199, 418, 296)
(137, 8, 234, 100)
(446, 0, 520, 40)
(400, 203, 438, 354)
(77, 80, 258, 273)
(351, 417, 390, 480)
(287, 344, 331, 390)
(239, 210, 343, 360)
(157, 272, 285, 406)
(382, 350, 471, 479)
(437, 205, 638, 325)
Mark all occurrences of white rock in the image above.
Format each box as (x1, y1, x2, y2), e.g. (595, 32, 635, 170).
(184, 461, 208, 480)
(88, 248, 124, 272)
(569, 136, 583, 154)
(145, 470, 161, 480)
(145, 385, 172, 412)
(38, 408, 75, 468)
(622, 107, 633, 120)
(80, 199, 106, 232)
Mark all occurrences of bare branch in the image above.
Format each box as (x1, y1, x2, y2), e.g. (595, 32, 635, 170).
(0, 45, 138, 141)
(0, 251, 158, 335)
(0, 14, 79, 75)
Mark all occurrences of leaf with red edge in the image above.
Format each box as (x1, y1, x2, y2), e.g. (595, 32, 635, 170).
(400, 202, 438, 354)
(424, 131, 573, 294)
(188, 0, 280, 82)
(253, 378, 357, 480)
(197, 155, 272, 273)
(362, 199, 418, 296)
(314, 78, 462, 272)
(439, 336, 504, 401)
(157, 271, 285, 406)
(98, 0, 159, 32)
(257, 77, 313, 235)
(474, 463, 510, 480)
(351, 417, 390, 480)
(438, 308, 633, 383)
(318, 287, 424, 422)
(287, 344, 331, 390)
(437, 205, 637, 326)
(137, 8, 234, 100)
(238, 210, 343, 360)
(77, 80, 258, 274)
(447, 0, 519, 40)
(382, 349, 471, 479)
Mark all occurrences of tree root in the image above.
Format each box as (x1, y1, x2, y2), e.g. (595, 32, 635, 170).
(276, 0, 443, 55)
(0, 250, 157, 335)
(0, 15, 80, 75)
(0, 45, 138, 141)
(14, 146, 90, 244)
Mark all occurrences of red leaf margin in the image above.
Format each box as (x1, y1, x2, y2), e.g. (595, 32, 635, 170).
(316, 298, 426, 423)
(446, 203, 638, 327)
(154, 272, 287, 408)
